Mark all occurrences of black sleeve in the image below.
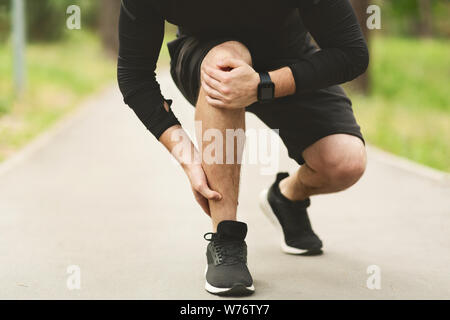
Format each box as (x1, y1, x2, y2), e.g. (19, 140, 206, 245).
(117, 0, 180, 140)
(288, 0, 369, 94)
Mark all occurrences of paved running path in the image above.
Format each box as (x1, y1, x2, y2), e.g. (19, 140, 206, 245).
(1, 70, 449, 299)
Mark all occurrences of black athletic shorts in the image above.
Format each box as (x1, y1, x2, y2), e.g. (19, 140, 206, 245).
(167, 35, 365, 165)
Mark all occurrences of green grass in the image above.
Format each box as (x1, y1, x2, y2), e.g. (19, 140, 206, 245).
(0, 31, 115, 162)
(351, 36, 450, 172)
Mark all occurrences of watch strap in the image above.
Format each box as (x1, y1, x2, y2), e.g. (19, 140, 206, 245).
(259, 72, 272, 85)
(258, 72, 274, 102)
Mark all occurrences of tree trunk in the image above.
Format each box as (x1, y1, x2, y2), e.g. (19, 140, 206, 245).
(99, 0, 122, 56)
(418, 0, 433, 37)
(349, 0, 370, 95)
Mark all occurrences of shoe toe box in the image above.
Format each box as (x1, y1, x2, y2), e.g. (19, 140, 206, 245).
(206, 264, 253, 288)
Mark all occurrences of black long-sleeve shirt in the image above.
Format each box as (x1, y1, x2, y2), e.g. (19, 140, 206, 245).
(117, 0, 369, 139)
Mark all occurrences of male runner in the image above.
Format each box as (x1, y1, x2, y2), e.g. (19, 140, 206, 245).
(118, 0, 369, 296)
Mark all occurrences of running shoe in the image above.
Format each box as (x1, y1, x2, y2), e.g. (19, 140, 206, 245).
(259, 172, 323, 255)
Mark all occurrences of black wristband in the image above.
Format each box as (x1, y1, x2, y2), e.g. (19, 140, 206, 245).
(257, 72, 275, 102)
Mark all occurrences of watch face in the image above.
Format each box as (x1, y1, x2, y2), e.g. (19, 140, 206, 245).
(259, 84, 275, 101)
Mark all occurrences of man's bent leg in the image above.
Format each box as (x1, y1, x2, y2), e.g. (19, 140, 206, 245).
(195, 41, 252, 231)
(279, 134, 367, 201)
(258, 134, 365, 254)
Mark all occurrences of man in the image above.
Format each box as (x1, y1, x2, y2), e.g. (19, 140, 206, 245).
(118, 0, 368, 296)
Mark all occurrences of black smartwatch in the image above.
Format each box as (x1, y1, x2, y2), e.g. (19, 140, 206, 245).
(257, 72, 275, 102)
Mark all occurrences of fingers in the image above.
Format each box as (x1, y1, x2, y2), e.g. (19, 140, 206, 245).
(187, 164, 222, 201)
(201, 70, 230, 108)
(201, 70, 225, 93)
(201, 58, 256, 109)
(194, 190, 211, 216)
(203, 58, 247, 83)
(186, 163, 223, 216)
(217, 57, 246, 69)
(203, 65, 230, 83)
(193, 182, 222, 216)
(196, 182, 222, 201)
(201, 79, 224, 101)
(205, 95, 227, 108)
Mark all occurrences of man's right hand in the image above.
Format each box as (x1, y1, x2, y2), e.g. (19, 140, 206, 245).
(159, 124, 222, 216)
(184, 163, 222, 217)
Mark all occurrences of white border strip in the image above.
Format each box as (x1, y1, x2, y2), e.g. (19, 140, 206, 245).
(366, 145, 450, 184)
(0, 86, 115, 178)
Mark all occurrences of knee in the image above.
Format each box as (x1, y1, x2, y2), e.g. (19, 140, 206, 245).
(315, 138, 366, 187)
(201, 41, 252, 70)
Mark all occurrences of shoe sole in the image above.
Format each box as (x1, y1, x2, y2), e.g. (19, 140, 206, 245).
(259, 189, 323, 256)
(204, 266, 255, 296)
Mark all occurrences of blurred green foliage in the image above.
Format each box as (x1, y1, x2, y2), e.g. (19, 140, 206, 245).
(0, 0, 99, 42)
(0, 1, 448, 170)
(372, 37, 449, 112)
(380, 0, 449, 37)
(0, 31, 115, 162)
(1, 0, 449, 43)
(352, 36, 450, 171)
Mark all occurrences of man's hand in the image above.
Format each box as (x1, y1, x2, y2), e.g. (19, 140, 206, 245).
(201, 57, 260, 109)
(160, 125, 222, 216)
(184, 163, 222, 216)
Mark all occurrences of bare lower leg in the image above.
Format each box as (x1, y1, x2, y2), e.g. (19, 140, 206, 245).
(195, 89, 245, 231)
(280, 165, 367, 201)
(279, 134, 367, 201)
(279, 163, 340, 201)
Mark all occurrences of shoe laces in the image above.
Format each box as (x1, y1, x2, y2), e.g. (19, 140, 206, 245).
(204, 233, 245, 265)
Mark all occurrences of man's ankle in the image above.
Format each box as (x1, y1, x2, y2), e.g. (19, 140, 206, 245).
(212, 218, 237, 232)
(278, 176, 308, 202)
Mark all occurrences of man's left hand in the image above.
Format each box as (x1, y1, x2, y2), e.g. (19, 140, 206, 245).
(201, 58, 260, 109)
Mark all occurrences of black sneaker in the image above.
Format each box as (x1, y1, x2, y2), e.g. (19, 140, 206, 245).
(259, 172, 323, 255)
(204, 221, 254, 296)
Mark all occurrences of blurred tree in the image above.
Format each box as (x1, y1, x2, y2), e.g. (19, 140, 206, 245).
(26, 0, 100, 42)
(418, 0, 432, 37)
(382, 0, 449, 37)
(0, 0, 10, 42)
(0, 0, 99, 42)
(99, 0, 121, 56)
(350, 0, 371, 94)
(1, 0, 448, 43)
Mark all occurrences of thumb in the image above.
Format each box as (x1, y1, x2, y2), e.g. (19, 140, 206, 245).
(198, 183, 222, 201)
(217, 57, 245, 69)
